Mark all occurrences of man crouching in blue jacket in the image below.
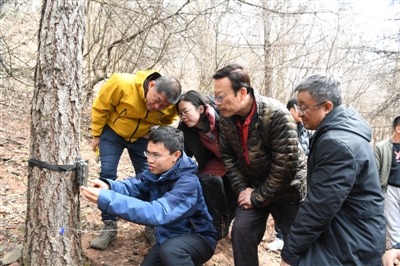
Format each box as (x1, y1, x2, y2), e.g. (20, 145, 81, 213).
(81, 126, 217, 266)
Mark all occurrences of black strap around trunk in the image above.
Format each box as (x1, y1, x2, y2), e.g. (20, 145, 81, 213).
(28, 158, 75, 172)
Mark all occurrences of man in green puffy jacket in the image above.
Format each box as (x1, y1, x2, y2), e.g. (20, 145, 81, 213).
(90, 70, 181, 249)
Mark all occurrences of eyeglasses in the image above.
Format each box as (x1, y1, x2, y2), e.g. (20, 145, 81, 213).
(214, 91, 234, 103)
(178, 108, 193, 118)
(143, 151, 170, 160)
(295, 102, 326, 115)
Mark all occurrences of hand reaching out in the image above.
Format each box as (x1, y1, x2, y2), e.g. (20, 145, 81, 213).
(80, 179, 110, 204)
(88, 179, 110, 189)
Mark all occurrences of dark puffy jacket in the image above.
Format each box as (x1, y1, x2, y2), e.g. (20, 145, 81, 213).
(219, 93, 307, 208)
(281, 105, 386, 265)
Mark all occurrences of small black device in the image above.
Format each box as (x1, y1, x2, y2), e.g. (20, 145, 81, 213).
(76, 157, 89, 186)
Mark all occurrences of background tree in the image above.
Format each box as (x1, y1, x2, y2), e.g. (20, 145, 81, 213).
(22, 0, 87, 265)
(1, 0, 398, 151)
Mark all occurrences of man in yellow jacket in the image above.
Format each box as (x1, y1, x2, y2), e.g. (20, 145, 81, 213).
(91, 70, 181, 249)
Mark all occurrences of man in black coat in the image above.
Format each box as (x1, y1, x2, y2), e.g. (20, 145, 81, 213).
(280, 73, 386, 265)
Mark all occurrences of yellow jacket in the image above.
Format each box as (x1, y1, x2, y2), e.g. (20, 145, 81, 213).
(92, 70, 178, 142)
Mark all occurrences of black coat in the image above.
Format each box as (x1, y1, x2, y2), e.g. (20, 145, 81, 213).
(281, 105, 386, 265)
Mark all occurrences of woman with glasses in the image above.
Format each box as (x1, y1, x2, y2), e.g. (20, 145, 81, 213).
(177, 90, 224, 177)
(176, 90, 237, 231)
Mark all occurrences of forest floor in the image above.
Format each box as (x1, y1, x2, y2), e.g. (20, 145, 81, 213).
(0, 86, 282, 265)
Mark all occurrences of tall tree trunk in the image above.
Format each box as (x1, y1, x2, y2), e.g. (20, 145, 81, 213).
(22, 0, 86, 265)
(262, 0, 272, 97)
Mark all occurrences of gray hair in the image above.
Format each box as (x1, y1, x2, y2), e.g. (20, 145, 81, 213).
(294, 73, 342, 107)
(153, 75, 182, 104)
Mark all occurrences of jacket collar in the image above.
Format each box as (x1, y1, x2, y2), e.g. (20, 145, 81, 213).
(309, 105, 371, 152)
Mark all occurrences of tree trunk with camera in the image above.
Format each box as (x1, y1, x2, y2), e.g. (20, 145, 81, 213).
(22, 0, 87, 265)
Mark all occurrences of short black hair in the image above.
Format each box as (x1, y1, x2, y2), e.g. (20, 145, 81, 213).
(212, 63, 253, 95)
(286, 98, 297, 110)
(393, 116, 400, 130)
(149, 126, 184, 154)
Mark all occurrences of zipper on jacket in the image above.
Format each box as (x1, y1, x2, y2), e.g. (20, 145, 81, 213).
(129, 119, 141, 142)
(112, 108, 127, 124)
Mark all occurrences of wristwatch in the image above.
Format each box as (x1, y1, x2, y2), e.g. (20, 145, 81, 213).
(391, 243, 400, 249)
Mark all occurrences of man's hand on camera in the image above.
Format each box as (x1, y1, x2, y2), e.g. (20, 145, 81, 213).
(80, 179, 110, 204)
(80, 186, 100, 204)
(88, 179, 110, 189)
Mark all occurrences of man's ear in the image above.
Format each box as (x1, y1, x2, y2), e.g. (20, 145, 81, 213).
(173, 150, 181, 160)
(240, 87, 247, 100)
(148, 80, 156, 91)
(323, 101, 334, 114)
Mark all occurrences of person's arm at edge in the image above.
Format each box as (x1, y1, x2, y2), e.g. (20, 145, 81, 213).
(101, 173, 149, 199)
(97, 174, 199, 226)
(374, 142, 383, 179)
(92, 73, 123, 139)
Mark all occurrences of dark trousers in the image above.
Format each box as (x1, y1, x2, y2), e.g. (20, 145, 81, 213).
(275, 224, 283, 240)
(99, 124, 149, 221)
(222, 175, 238, 223)
(231, 203, 302, 266)
(141, 233, 214, 266)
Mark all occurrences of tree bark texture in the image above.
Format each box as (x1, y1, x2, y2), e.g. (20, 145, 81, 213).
(23, 0, 86, 265)
(262, 0, 272, 97)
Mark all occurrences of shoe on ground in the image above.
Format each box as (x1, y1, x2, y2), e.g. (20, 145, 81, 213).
(0, 243, 22, 265)
(267, 238, 284, 251)
(90, 220, 118, 250)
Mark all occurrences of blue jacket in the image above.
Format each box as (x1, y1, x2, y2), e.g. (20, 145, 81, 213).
(281, 105, 385, 265)
(97, 152, 218, 250)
